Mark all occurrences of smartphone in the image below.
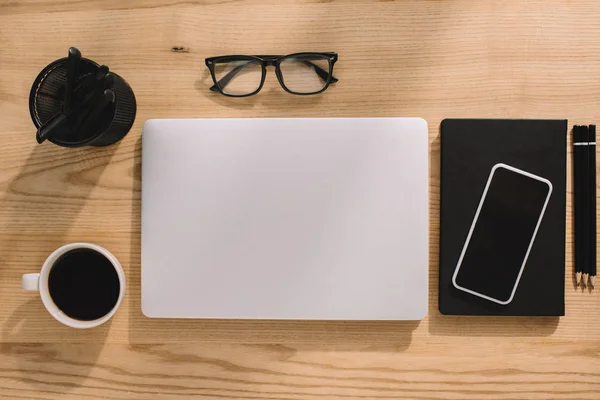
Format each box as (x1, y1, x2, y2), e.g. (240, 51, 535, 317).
(452, 163, 552, 305)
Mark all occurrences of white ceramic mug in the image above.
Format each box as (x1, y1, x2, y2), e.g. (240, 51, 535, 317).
(22, 243, 126, 329)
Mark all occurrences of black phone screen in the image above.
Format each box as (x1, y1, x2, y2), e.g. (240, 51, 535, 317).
(453, 166, 551, 303)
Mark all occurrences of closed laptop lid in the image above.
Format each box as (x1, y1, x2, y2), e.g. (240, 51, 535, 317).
(142, 118, 429, 320)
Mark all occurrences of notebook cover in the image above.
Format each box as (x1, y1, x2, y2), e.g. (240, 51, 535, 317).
(439, 119, 566, 316)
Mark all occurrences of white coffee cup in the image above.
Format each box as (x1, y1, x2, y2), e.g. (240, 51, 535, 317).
(22, 242, 125, 329)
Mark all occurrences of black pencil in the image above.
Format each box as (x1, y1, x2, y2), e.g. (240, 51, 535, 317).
(64, 47, 81, 111)
(574, 125, 587, 287)
(582, 125, 591, 288)
(588, 125, 597, 289)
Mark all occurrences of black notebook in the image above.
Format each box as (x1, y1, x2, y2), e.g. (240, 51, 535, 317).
(439, 119, 566, 316)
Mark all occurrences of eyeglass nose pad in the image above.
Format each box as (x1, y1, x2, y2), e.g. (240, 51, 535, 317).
(274, 65, 284, 85)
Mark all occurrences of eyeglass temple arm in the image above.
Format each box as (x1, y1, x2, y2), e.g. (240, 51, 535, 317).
(210, 61, 338, 91)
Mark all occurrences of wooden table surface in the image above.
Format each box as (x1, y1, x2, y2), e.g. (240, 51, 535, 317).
(1, 0, 600, 399)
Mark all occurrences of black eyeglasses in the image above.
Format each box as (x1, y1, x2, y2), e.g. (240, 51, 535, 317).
(205, 52, 338, 97)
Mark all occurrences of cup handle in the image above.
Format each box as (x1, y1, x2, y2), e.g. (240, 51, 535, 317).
(22, 273, 40, 291)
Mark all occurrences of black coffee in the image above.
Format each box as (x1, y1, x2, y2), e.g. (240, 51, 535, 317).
(48, 248, 120, 321)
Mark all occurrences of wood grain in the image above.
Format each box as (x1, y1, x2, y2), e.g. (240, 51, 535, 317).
(1, 0, 599, 398)
(1, 340, 600, 400)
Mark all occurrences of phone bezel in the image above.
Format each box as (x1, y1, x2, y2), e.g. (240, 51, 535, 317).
(451, 163, 553, 305)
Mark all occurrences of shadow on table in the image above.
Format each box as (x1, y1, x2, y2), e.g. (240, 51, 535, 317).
(426, 132, 559, 337)
(0, 143, 117, 391)
(128, 133, 419, 350)
(0, 142, 117, 287)
(1, 298, 111, 392)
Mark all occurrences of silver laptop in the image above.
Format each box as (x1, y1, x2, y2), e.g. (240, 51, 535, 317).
(142, 118, 429, 320)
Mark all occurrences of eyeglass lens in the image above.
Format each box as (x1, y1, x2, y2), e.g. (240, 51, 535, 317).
(279, 54, 330, 94)
(213, 59, 263, 96)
